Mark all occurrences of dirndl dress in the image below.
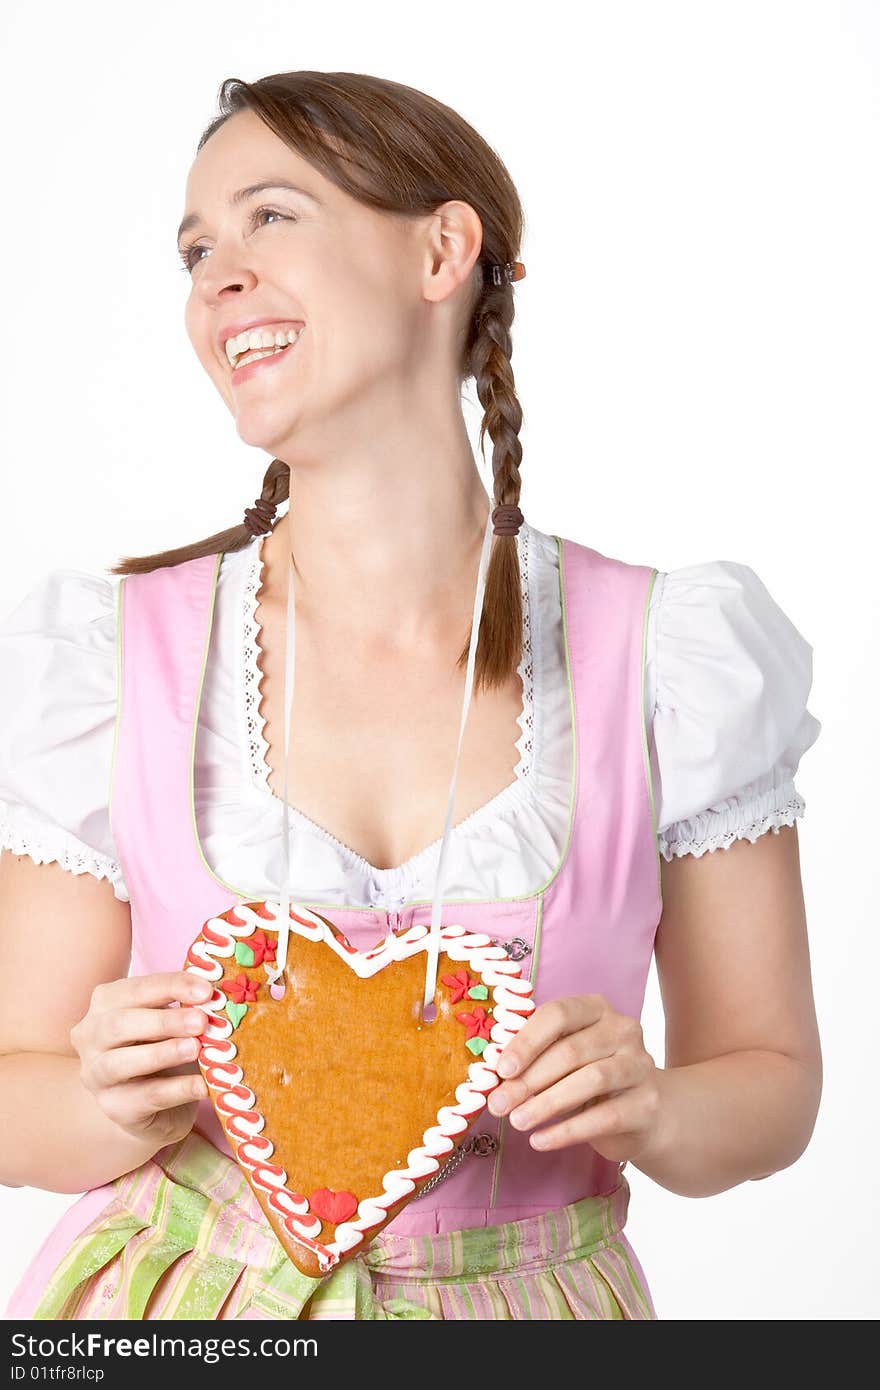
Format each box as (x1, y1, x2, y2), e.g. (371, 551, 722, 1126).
(7, 531, 663, 1321)
(25, 1131, 656, 1320)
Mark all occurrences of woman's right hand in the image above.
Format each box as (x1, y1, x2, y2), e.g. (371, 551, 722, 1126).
(69, 970, 214, 1148)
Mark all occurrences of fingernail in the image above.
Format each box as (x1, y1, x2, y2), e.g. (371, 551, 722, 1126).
(187, 1011, 206, 1031)
(497, 1055, 516, 1077)
(189, 980, 211, 999)
(510, 1106, 533, 1130)
(179, 1038, 198, 1059)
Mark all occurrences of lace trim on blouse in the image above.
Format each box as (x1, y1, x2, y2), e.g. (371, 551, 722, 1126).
(242, 522, 535, 793)
(0, 801, 129, 902)
(657, 773, 806, 861)
(243, 548, 271, 790)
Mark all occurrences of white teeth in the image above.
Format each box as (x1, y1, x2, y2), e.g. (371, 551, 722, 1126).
(233, 343, 291, 370)
(225, 324, 304, 367)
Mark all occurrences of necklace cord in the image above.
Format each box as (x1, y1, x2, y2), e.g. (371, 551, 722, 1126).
(422, 502, 494, 1017)
(264, 499, 495, 1011)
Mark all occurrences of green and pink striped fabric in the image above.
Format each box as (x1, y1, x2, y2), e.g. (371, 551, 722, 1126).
(30, 1132, 656, 1320)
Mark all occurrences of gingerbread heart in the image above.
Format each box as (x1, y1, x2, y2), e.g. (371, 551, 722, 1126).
(184, 901, 535, 1278)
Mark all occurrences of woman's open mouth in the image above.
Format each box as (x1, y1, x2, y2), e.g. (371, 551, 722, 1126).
(228, 325, 306, 385)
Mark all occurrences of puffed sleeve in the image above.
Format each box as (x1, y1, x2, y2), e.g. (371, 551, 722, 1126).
(646, 560, 822, 861)
(0, 569, 130, 901)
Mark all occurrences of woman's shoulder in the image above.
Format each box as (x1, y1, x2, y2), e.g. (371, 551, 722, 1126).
(645, 556, 822, 854)
(1, 564, 119, 633)
(541, 524, 814, 648)
(533, 533, 823, 851)
(0, 565, 127, 900)
(648, 556, 817, 695)
(0, 564, 120, 713)
(0, 563, 120, 751)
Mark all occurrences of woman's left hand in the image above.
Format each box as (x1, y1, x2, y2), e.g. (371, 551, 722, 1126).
(486, 994, 666, 1163)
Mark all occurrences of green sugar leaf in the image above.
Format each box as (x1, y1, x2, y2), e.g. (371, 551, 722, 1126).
(234, 942, 256, 967)
(225, 1001, 248, 1029)
(465, 1036, 488, 1056)
(467, 984, 489, 1000)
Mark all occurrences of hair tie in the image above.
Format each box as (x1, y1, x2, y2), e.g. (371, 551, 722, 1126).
(243, 497, 278, 536)
(491, 260, 526, 287)
(491, 503, 524, 536)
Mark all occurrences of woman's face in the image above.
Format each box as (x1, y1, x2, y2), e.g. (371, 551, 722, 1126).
(178, 109, 440, 455)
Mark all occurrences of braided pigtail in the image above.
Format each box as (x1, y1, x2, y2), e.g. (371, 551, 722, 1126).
(108, 458, 289, 575)
(240, 457, 290, 539)
(459, 258, 527, 694)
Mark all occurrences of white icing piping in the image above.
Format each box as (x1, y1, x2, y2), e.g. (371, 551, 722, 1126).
(185, 902, 535, 1274)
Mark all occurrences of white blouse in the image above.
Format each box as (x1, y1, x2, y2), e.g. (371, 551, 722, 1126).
(0, 522, 822, 910)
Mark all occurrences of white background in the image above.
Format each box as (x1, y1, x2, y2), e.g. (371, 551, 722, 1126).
(0, 0, 876, 1320)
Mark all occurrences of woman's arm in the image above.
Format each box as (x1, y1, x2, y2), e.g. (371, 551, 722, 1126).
(488, 822, 822, 1199)
(0, 851, 207, 1194)
(635, 821, 823, 1196)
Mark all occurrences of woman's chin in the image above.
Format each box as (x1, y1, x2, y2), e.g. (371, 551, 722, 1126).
(232, 405, 300, 450)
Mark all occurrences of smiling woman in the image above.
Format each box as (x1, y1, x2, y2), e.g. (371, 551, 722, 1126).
(0, 69, 822, 1323)
(120, 71, 531, 700)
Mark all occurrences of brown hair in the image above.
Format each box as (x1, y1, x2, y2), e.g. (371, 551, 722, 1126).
(109, 71, 527, 694)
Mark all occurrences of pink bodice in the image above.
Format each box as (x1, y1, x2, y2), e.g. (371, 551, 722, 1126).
(108, 537, 661, 1234)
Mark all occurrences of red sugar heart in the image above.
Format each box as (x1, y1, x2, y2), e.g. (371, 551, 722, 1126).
(309, 1187, 359, 1225)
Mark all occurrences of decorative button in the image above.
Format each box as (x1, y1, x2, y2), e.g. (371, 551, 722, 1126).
(492, 936, 531, 961)
(468, 1132, 498, 1157)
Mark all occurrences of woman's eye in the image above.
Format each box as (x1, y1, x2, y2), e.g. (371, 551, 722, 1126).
(177, 206, 293, 274)
(179, 244, 206, 272)
(253, 207, 288, 230)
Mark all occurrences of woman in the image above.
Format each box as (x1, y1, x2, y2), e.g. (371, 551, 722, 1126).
(0, 70, 822, 1320)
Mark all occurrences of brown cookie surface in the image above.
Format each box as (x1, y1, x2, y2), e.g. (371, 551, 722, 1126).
(186, 903, 533, 1277)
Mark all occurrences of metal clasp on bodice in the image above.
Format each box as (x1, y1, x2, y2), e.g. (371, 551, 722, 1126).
(491, 935, 531, 962)
(418, 1132, 499, 1196)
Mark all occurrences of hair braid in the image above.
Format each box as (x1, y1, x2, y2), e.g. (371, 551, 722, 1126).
(108, 458, 289, 575)
(457, 262, 525, 692)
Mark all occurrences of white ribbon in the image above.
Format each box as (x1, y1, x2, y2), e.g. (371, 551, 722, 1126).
(421, 502, 494, 1018)
(265, 499, 496, 1017)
